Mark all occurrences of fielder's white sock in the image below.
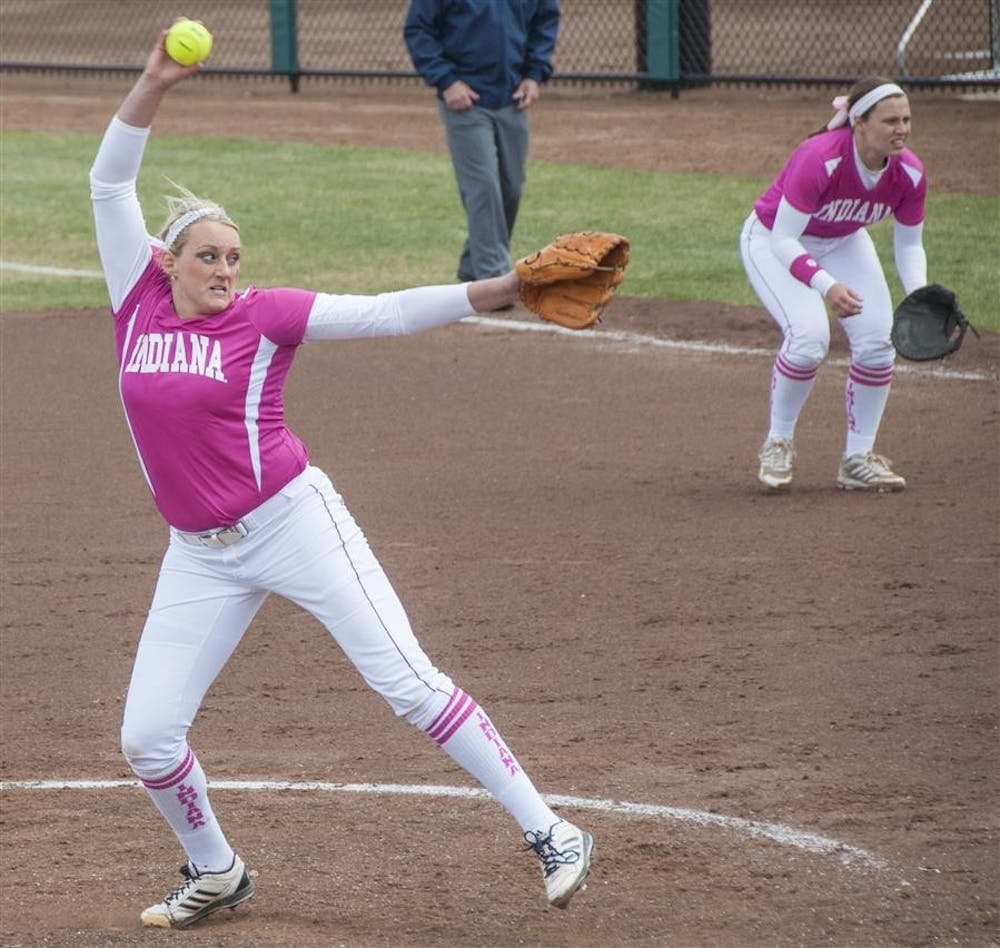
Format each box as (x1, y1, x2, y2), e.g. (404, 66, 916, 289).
(844, 362, 893, 457)
(137, 745, 235, 874)
(419, 686, 558, 833)
(767, 353, 819, 440)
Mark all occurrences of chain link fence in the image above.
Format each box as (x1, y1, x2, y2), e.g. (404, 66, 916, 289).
(1, 0, 996, 92)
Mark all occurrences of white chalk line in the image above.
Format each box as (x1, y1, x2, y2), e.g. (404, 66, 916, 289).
(466, 315, 997, 383)
(4, 261, 992, 383)
(0, 777, 887, 871)
(1, 260, 107, 279)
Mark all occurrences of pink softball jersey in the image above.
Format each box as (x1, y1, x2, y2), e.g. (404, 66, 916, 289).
(113, 257, 317, 531)
(754, 127, 926, 237)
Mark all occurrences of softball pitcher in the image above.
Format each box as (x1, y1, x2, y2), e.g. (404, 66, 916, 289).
(90, 31, 592, 929)
(741, 77, 929, 492)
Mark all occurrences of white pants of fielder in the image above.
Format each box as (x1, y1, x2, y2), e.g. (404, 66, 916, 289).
(740, 212, 897, 456)
(121, 465, 561, 873)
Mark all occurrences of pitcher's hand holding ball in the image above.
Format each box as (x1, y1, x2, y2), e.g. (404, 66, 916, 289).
(164, 17, 212, 66)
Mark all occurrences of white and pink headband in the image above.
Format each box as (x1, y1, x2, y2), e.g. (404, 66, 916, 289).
(826, 82, 905, 131)
(162, 206, 219, 250)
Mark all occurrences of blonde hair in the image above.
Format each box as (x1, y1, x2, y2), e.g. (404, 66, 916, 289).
(157, 179, 239, 253)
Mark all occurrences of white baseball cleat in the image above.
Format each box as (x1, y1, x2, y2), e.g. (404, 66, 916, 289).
(837, 452, 906, 492)
(140, 854, 255, 928)
(757, 436, 795, 489)
(524, 820, 594, 909)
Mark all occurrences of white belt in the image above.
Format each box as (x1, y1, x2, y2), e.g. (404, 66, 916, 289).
(176, 522, 250, 548)
(174, 468, 312, 549)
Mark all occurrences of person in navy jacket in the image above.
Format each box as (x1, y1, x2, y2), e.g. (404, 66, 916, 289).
(405, 0, 560, 283)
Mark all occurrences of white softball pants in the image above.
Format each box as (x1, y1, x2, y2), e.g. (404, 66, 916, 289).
(120, 466, 455, 776)
(120, 467, 563, 871)
(739, 212, 896, 367)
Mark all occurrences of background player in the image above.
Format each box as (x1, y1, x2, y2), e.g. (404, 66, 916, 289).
(740, 77, 929, 491)
(90, 30, 592, 929)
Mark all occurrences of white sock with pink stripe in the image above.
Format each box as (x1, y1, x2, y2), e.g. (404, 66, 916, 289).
(421, 687, 559, 833)
(844, 362, 894, 456)
(768, 353, 819, 439)
(138, 746, 234, 874)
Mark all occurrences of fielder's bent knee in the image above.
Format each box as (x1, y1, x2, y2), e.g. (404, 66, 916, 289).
(784, 335, 829, 366)
(851, 341, 896, 368)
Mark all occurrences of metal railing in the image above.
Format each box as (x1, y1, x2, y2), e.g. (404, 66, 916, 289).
(897, 0, 999, 79)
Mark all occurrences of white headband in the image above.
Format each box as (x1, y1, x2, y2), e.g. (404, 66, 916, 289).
(827, 83, 905, 131)
(848, 83, 905, 126)
(163, 207, 218, 250)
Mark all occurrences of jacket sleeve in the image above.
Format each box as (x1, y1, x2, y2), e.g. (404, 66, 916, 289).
(403, 0, 456, 93)
(524, 0, 560, 82)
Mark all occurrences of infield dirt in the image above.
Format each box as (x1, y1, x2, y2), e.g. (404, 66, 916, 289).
(1, 73, 998, 947)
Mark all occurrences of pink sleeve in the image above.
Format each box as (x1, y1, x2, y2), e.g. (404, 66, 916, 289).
(242, 287, 318, 346)
(779, 143, 830, 215)
(893, 154, 927, 227)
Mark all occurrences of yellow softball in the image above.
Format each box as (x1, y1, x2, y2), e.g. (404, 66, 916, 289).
(164, 18, 213, 67)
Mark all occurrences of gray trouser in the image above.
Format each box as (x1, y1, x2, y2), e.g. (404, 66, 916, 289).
(439, 101, 529, 281)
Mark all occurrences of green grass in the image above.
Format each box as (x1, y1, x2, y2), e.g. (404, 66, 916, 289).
(2, 130, 997, 331)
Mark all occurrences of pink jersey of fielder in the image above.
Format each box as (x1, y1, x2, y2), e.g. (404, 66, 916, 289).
(114, 257, 317, 532)
(753, 126, 926, 238)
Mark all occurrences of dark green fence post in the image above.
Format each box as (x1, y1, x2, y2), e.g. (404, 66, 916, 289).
(679, 0, 712, 85)
(992, 0, 999, 71)
(269, 0, 300, 92)
(635, 0, 680, 96)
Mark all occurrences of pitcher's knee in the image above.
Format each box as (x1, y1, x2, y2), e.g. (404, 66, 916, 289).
(120, 721, 184, 779)
(392, 671, 457, 729)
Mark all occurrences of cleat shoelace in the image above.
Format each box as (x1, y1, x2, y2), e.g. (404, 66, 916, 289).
(162, 864, 198, 905)
(849, 453, 897, 481)
(760, 439, 793, 467)
(524, 826, 581, 879)
(866, 454, 894, 475)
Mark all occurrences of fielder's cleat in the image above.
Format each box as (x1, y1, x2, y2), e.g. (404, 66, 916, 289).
(140, 854, 255, 928)
(837, 452, 906, 493)
(757, 436, 795, 489)
(524, 820, 593, 909)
